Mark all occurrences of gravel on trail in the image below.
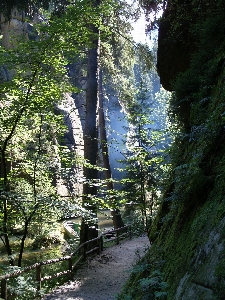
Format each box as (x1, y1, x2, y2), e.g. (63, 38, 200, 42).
(42, 235, 150, 300)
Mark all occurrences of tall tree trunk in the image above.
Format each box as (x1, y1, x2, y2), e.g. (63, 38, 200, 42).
(98, 70, 124, 229)
(17, 219, 29, 267)
(1, 147, 14, 265)
(80, 17, 100, 245)
(98, 70, 113, 190)
(0, 66, 39, 265)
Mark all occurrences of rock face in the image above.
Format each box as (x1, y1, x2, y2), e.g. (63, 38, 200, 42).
(119, 1, 225, 299)
(157, 0, 224, 92)
(175, 218, 224, 300)
(57, 92, 85, 196)
(157, 0, 195, 91)
(0, 10, 38, 49)
(153, 1, 225, 299)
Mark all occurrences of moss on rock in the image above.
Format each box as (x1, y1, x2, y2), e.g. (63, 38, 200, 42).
(118, 1, 225, 299)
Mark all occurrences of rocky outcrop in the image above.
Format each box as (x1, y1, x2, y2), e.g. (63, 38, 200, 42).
(57, 92, 84, 196)
(119, 1, 225, 299)
(175, 218, 225, 299)
(157, 0, 196, 91)
(157, 0, 224, 92)
(0, 10, 38, 49)
(153, 1, 225, 299)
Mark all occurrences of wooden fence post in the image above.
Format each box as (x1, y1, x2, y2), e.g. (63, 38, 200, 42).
(36, 264, 41, 291)
(97, 237, 101, 255)
(0, 225, 133, 299)
(83, 244, 87, 261)
(100, 235, 103, 251)
(1, 279, 7, 300)
(116, 229, 119, 245)
(68, 257, 73, 280)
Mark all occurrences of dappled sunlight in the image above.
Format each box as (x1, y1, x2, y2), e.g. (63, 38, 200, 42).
(42, 235, 150, 300)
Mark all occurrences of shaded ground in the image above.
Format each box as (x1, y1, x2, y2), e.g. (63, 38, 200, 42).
(42, 235, 150, 300)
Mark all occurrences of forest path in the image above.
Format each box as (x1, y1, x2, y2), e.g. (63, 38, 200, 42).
(42, 235, 150, 300)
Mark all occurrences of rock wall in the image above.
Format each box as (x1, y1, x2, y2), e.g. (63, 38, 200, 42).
(119, 1, 225, 299)
(157, 0, 195, 91)
(152, 1, 225, 298)
(0, 10, 39, 49)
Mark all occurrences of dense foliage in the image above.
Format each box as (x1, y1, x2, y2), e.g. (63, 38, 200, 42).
(0, 0, 170, 297)
(0, 0, 162, 268)
(0, 0, 116, 267)
(0, 0, 69, 19)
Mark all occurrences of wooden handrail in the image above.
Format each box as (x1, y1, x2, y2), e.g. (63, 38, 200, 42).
(0, 225, 132, 299)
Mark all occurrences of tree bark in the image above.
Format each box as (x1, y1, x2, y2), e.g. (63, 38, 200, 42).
(98, 69, 114, 191)
(98, 70, 124, 229)
(80, 15, 100, 244)
(1, 147, 14, 265)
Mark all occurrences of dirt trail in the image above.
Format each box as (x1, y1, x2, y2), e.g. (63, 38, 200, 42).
(42, 235, 150, 300)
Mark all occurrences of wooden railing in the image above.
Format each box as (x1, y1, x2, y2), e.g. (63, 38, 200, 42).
(0, 225, 132, 300)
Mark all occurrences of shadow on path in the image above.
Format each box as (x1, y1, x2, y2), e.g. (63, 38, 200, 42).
(42, 235, 150, 300)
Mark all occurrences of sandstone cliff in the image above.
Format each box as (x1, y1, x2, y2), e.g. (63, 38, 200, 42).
(119, 1, 225, 299)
